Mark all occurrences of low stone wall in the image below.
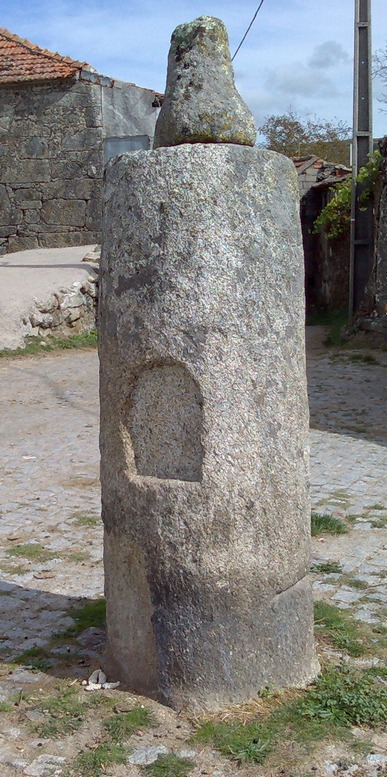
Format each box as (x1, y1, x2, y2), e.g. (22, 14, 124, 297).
(25, 265, 98, 339)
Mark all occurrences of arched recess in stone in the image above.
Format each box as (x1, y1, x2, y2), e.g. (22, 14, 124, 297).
(127, 363, 203, 482)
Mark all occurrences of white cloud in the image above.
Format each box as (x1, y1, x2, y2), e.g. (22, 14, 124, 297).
(264, 62, 337, 99)
(309, 40, 349, 69)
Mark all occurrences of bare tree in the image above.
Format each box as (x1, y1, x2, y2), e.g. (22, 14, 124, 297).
(258, 109, 351, 165)
(373, 45, 387, 112)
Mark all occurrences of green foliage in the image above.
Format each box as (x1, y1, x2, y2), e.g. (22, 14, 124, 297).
(314, 601, 370, 656)
(68, 743, 127, 777)
(194, 666, 387, 765)
(0, 329, 98, 359)
(300, 665, 387, 727)
(311, 512, 348, 537)
(357, 150, 383, 201)
(104, 706, 156, 741)
(313, 178, 351, 239)
(144, 753, 195, 777)
(259, 108, 351, 164)
(313, 151, 383, 239)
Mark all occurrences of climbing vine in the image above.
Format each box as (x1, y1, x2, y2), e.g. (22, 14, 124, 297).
(313, 151, 382, 239)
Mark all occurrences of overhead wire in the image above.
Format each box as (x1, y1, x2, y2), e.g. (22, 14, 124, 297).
(231, 0, 266, 61)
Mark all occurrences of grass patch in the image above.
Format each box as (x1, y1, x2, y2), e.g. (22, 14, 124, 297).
(5, 543, 57, 562)
(68, 743, 127, 777)
(72, 511, 100, 527)
(13, 646, 52, 672)
(0, 560, 29, 575)
(346, 578, 369, 590)
(314, 601, 371, 656)
(104, 706, 156, 742)
(144, 754, 195, 777)
(32, 685, 89, 738)
(311, 513, 348, 537)
(0, 701, 11, 712)
(367, 503, 386, 511)
(300, 665, 387, 727)
(65, 550, 90, 563)
(194, 665, 387, 766)
(322, 310, 349, 346)
(0, 329, 98, 359)
(311, 561, 343, 575)
(345, 353, 379, 364)
(60, 598, 106, 637)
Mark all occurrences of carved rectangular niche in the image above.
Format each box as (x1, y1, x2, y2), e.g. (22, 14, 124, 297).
(126, 363, 203, 482)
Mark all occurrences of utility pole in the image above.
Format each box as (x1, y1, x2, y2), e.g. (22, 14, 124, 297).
(349, 0, 373, 319)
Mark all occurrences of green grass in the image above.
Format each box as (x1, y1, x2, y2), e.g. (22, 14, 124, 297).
(311, 512, 348, 537)
(0, 701, 11, 712)
(0, 560, 29, 575)
(367, 503, 386, 511)
(144, 754, 195, 777)
(65, 550, 90, 563)
(104, 706, 156, 742)
(299, 665, 387, 728)
(345, 353, 379, 364)
(346, 578, 369, 590)
(71, 511, 100, 527)
(13, 646, 52, 672)
(314, 601, 372, 657)
(311, 561, 343, 575)
(194, 665, 387, 766)
(60, 598, 106, 637)
(5, 543, 58, 562)
(32, 685, 89, 738)
(0, 329, 97, 358)
(322, 310, 349, 346)
(67, 743, 127, 777)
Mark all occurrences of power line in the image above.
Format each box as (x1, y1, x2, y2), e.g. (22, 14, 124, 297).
(231, 0, 265, 62)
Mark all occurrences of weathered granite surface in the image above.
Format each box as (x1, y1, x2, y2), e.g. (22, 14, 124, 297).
(154, 16, 256, 148)
(99, 143, 318, 711)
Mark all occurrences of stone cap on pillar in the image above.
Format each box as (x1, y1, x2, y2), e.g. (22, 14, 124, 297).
(153, 15, 257, 149)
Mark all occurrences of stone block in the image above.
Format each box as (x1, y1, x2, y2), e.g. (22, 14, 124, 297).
(2, 159, 51, 183)
(38, 231, 87, 248)
(100, 143, 318, 711)
(41, 199, 86, 227)
(8, 234, 38, 252)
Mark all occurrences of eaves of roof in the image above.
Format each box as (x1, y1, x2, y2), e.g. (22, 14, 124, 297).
(0, 27, 86, 84)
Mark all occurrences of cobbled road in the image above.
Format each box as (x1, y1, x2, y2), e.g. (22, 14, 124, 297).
(0, 327, 386, 777)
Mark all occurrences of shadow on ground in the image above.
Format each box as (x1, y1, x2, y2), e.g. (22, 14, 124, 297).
(306, 326, 387, 447)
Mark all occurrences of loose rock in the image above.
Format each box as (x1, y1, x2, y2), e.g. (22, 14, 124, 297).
(154, 15, 256, 148)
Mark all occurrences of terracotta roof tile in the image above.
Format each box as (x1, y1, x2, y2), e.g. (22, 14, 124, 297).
(0, 27, 87, 84)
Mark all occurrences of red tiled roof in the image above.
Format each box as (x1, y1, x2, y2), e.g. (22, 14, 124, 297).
(0, 27, 87, 84)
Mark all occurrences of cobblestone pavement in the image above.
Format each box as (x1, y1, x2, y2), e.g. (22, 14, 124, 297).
(0, 329, 386, 776)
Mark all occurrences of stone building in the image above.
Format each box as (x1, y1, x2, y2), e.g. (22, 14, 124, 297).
(0, 28, 161, 254)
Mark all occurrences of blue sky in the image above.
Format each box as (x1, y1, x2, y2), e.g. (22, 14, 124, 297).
(1, 0, 386, 137)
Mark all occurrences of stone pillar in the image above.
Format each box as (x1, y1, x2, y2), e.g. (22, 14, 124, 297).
(99, 16, 318, 712)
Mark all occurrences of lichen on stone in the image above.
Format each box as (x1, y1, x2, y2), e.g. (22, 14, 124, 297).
(154, 15, 257, 149)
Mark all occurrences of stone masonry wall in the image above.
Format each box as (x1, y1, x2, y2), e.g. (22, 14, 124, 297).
(27, 268, 99, 340)
(0, 77, 104, 254)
